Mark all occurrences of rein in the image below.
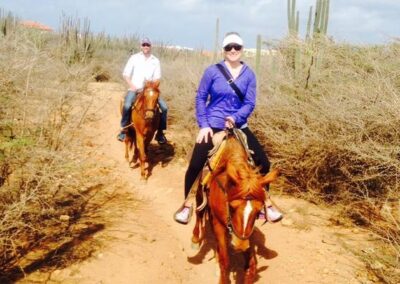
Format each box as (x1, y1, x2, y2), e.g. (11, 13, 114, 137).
(133, 88, 159, 120)
(207, 128, 257, 241)
(211, 169, 256, 240)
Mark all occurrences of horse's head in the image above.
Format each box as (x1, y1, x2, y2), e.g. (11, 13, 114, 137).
(142, 80, 160, 120)
(227, 169, 278, 252)
(210, 136, 279, 252)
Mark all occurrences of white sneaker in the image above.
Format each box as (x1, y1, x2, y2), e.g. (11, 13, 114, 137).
(174, 206, 192, 224)
(266, 205, 283, 222)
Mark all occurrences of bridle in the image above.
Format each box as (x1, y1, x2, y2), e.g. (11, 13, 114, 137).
(207, 128, 262, 241)
(133, 87, 159, 119)
(212, 175, 258, 240)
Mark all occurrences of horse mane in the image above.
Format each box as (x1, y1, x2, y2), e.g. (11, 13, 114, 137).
(213, 136, 266, 202)
(144, 80, 160, 92)
(135, 80, 160, 109)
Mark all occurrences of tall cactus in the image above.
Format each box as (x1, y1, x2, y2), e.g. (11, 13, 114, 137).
(212, 18, 220, 63)
(313, 0, 330, 36)
(255, 34, 262, 78)
(306, 6, 313, 40)
(287, 0, 299, 36)
(287, 0, 300, 74)
(0, 10, 17, 37)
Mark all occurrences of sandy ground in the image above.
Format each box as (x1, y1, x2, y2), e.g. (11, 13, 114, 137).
(20, 82, 372, 284)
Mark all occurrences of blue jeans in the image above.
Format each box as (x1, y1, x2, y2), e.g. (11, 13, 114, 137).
(120, 90, 168, 131)
(158, 97, 168, 131)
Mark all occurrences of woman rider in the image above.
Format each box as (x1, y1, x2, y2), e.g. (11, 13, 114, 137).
(174, 32, 283, 224)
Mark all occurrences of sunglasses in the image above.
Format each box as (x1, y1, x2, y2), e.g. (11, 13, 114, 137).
(224, 44, 242, 52)
(141, 43, 151, 47)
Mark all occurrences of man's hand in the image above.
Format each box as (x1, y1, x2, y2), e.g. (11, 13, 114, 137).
(129, 84, 137, 92)
(123, 76, 137, 92)
(225, 116, 235, 129)
(196, 127, 213, 143)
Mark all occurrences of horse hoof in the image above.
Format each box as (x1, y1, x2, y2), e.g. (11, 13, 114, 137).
(191, 242, 200, 250)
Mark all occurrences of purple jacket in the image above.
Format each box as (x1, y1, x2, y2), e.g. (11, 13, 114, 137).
(196, 60, 256, 129)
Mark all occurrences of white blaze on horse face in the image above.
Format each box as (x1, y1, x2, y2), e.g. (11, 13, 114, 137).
(242, 200, 252, 237)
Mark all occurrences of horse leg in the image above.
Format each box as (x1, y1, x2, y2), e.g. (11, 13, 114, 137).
(191, 209, 202, 250)
(132, 137, 139, 164)
(144, 134, 152, 168)
(192, 188, 206, 249)
(192, 210, 207, 249)
(136, 134, 147, 179)
(243, 247, 257, 284)
(130, 128, 138, 164)
(213, 219, 230, 284)
(124, 138, 130, 161)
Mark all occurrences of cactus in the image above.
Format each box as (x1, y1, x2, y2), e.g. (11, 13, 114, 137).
(313, 0, 330, 37)
(323, 0, 330, 34)
(255, 34, 262, 77)
(287, 0, 299, 36)
(287, 0, 300, 74)
(306, 6, 313, 40)
(0, 10, 17, 37)
(60, 15, 95, 64)
(293, 0, 330, 40)
(212, 18, 220, 63)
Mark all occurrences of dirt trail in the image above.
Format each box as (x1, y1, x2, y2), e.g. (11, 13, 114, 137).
(22, 82, 370, 284)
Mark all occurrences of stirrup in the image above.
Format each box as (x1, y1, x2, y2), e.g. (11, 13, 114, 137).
(117, 132, 126, 142)
(173, 205, 193, 225)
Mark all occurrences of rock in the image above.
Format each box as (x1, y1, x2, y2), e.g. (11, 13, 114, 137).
(78, 187, 90, 193)
(24, 272, 50, 282)
(281, 218, 294, 226)
(50, 269, 63, 281)
(59, 215, 70, 221)
(370, 261, 385, 270)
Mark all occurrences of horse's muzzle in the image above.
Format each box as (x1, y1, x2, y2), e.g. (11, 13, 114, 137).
(145, 110, 154, 120)
(231, 234, 250, 252)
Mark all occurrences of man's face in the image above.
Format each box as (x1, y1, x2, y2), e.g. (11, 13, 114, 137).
(141, 43, 151, 55)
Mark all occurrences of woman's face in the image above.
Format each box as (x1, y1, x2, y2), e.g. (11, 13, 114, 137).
(223, 43, 243, 63)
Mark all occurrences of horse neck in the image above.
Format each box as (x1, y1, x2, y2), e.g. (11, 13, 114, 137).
(215, 138, 265, 201)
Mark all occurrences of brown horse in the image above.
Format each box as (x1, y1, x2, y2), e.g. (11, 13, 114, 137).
(125, 80, 161, 179)
(191, 133, 278, 284)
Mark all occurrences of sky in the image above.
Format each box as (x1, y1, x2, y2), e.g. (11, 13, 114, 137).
(1, 0, 399, 49)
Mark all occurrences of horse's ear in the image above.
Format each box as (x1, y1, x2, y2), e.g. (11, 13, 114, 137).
(153, 79, 160, 89)
(260, 169, 279, 186)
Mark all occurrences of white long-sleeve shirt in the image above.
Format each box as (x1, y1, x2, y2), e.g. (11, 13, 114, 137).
(122, 52, 161, 90)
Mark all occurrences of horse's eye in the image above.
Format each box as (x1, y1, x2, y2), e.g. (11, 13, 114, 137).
(229, 200, 242, 209)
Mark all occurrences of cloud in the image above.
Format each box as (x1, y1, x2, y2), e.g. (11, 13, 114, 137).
(1, 0, 399, 48)
(161, 0, 204, 12)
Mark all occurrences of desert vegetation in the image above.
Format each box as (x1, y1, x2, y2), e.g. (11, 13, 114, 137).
(0, 8, 399, 283)
(0, 11, 131, 282)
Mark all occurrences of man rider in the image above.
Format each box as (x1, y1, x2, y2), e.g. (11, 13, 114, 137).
(118, 37, 168, 144)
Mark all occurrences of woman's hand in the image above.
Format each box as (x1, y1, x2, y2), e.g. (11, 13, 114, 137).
(196, 127, 213, 143)
(225, 116, 235, 129)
